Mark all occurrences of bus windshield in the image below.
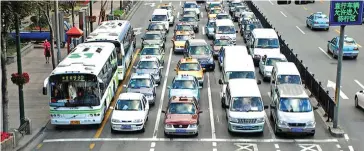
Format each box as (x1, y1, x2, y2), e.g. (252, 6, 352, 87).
(49, 74, 100, 107)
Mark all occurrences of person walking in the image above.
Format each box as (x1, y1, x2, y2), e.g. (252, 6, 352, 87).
(43, 39, 51, 63)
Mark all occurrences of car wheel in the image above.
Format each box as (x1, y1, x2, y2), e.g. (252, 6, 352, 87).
(326, 27, 329, 31)
(140, 126, 145, 133)
(306, 23, 309, 28)
(111, 127, 117, 134)
(164, 132, 170, 138)
(355, 96, 359, 108)
(353, 56, 358, 60)
(194, 132, 199, 137)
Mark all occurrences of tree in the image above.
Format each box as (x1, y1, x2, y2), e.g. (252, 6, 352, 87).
(1, 1, 35, 132)
(59, 1, 77, 27)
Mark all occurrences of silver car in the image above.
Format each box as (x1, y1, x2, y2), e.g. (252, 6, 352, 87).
(180, 15, 200, 33)
(133, 57, 164, 84)
(124, 73, 158, 105)
(141, 31, 166, 49)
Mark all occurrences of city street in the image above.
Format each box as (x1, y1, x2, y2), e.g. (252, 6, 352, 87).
(31, 1, 358, 151)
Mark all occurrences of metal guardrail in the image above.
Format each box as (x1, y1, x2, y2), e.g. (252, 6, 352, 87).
(245, 0, 335, 121)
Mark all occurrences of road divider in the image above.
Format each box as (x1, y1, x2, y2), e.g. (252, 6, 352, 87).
(245, 0, 337, 126)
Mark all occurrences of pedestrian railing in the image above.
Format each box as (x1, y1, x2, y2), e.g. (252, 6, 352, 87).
(245, 0, 335, 121)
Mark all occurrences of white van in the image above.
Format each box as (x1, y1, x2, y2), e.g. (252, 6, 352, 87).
(223, 79, 267, 133)
(215, 19, 238, 44)
(218, 45, 249, 68)
(247, 28, 280, 66)
(219, 55, 261, 104)
(150, 9, 171, 30)
(270, 62, 302, 95)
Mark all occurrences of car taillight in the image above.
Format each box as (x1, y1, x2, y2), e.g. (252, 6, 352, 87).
(51, 99, 57, 103)
(354, 47, 359, 50)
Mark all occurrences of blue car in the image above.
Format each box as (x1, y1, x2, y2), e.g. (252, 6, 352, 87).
(167, 75, 201, 101)
(327, 35, 359, 59)
(306, 12, 329, 31)
(205, 19, 216, 39)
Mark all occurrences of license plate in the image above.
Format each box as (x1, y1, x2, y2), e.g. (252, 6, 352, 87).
(291, 128, 303, 132)
(122, 125, 131, 129)
(176, 129, 186, 133)
(70, 121, 80, 125)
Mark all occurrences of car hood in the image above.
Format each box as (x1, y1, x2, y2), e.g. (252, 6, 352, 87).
(192, 55, 211, 60)
(169, 89, 198, 98)
(253, 48, 280, 56)
(112, 111, 145, 120)
(127, 87, 153, 94)
(229, 110, 265, 119)
(135, 69, 159, 74)
(165, 114, 198, 124)
(278, 111, 314, 123)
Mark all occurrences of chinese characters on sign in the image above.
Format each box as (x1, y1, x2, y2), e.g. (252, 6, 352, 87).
(329, 0, 363, 26)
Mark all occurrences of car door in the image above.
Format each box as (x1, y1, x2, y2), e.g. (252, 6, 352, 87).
(307, 15, 313, 26)
(142, 96, 149, 118)
(358, 90, 364, 107)
(271, 90, 279, 122)
(329, 38, 337, 53)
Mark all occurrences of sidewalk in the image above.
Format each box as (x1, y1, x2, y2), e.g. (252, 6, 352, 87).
(5, 1, 138, 150)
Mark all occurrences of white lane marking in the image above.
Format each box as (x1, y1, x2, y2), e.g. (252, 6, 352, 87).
(344, 134, 349, 141)
(348, 146, 354, 151)
(202, 27, 205, 35)
(179, 1, 181, 6)
(151, 142, 156, 148)
(318, 47, 333, 59)
(277, 150, 281, 151)
(177, 12, 180, 19)
(268, 0, 274, 5)
(336, 144, 341, 148)
(327, 80, 349, 100)
(212, 148, 217, 151)
(43, 138, 339, 143)
(207, 73, 216, 139)
(201, 12, 204, 18)
(280, 11, 287, 17)
(150, 149, 154, 151)
(354, 79, 364, 89)
(265, 111, 276, 139)
(296, 26, 306, 34)
(216, 115, 220, 123)
(152, 48, 173, 138)
(212, 142, 217, 147)
(274, 144, 279, 149)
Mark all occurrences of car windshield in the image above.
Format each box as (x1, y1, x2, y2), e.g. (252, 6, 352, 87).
(128, 78, 152, 88)
(217, 15, 229, 19)
(214, 39, 231, 46)
(152, 15, 167, 21)
(245, 23, 262, 31)
(277, 75, 302, 85)
(230, 97, 263, 112)
(168, 103, 196, 114)
(159, 6, 171, 10)
(184, 3, 198, 8)
(141, 48, 160, 55)
(49, 74, 100, 107)
(183, 11, 196, 16)
(344, 38, 357, 46)
(217, 26, 235, 34)
(210, 9, 222, 14)
(115, 100, 142, 111)
(148, 24, 164, 30)
(255, 38, 279, 48)
(175, 35, 190, 41)
(189, 45, 211, 55)
(144, 34, 161, 40)
(225, 71, 255, 81)
(172, 80, 197, 89)
(265, 58, 286, 66)
(207, 21, 216, 27)
(137, 61, 159, 69)
(176, 25, 193, 31)
(279, 98, 312, 112)
(178, 63, 201, 71)
(182, 17, 197, 22)
(235, 7, 246, 12)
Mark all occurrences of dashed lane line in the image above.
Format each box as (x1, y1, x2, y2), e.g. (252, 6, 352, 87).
(349, 146, 354, 151)
(354, 80, 364, 89)
(280, 11, 287, 17)
(318, 47, 333, 59)
(268, 0, 274, 5)
(296, 26, 306, 34)
(207, 73, 216, 139)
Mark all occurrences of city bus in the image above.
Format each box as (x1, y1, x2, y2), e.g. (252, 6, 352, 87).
(85, 20, 136, 82)
(42, 42, 119, 125)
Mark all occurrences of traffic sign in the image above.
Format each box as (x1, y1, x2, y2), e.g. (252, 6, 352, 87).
(329, 0, 363, 26)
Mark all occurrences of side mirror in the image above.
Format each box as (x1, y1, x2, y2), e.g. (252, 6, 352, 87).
(161, 110, 166, 113)
(360, 90, 363, 93)
(328, 41, 331, 43)
(270, 104, 276, 109)
(167, 86, 171, 89)
(123, 85, 127, 88)
(149, 19, 151, 22)
(257, 80, 262, 85)
(236, 30, 238, 33)
(218, 79, 223, 85)
(264, 105, 269, 109)
(42, 87, 47, 95)
(271, 80, 275, 84)
(313, 106, 319, 110)
(198, 110, 203, 113)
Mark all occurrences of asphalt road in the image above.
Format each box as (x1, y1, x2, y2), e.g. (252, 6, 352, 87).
(251, 1, 364, 150)
(32, 1, 353, 151)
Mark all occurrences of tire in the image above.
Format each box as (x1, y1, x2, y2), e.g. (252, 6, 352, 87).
(111, 127, 117, 134)
(194, 132, 199, 137)
(355, 96, 359, 108)
(164, 132, 170, 138)
(353, 56, 358, 59)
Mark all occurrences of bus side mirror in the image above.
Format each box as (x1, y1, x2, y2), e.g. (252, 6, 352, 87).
(43, 87, 47, 95)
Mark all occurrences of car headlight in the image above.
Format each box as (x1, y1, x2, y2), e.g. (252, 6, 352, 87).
(111, 119, 120, 123)
(306, 121, 316, 127)
(165, 124, 173, 128)
(278, 120, 288, 126)
(133, 119, 143, 123)
(189, 123, 198, 128)
(229, 117, 238, 123)
(256, 117, 265, 123)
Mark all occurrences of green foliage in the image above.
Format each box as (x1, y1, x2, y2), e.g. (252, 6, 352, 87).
(29, 15, 48, 29)
(113, 10, 124, 17)
(1, 1, 38, 33)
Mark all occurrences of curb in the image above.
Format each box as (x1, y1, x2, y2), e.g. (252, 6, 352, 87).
(13, 3, 143, 150)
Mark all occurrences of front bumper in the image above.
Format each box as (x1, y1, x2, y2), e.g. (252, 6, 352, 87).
(164, 127, 198, 135)
(111, 122, 145, 131)
(51, 117, 102, 125)
(228, 122, 265, 133)
(343, 51, 359, 57)
(276, 125, 315, 134)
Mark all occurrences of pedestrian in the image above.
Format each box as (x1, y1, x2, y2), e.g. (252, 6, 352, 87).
(43, 39, 51, 63)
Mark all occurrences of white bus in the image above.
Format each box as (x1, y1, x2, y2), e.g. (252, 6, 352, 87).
(86, 20, 136, 82)
(42, 42, 119, 125)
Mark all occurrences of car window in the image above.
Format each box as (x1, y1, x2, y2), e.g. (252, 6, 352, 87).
(182, 17, 197, 22)
(168, 103, 196, 114)
(137, 61, 159, 69)
(115, 100, 142, 111)
(178, 63, 201, 71)
(128, 78, 152, 88)
(141, 48, 160, 55)
(189, 45, 211, 55)
(266, 58, 287, 66)
(172, 80, 197, 89)
(144, 34, 161, 40)
(277, 75, 301, 85)
(279, 98, 312, 112)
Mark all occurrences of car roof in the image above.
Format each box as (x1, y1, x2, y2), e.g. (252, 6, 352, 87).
(139, 57, 159, 62)
(252, 28, 278, 39)
(276, 84, 308, 98)
(274, 62, 300, 75)
(228, 79, 261, 97)
(169, 96, 197, 103)
(265, 53, 286, 59)
(118, 92, 144, 100)
(145, 31, 162, 34)
(188, 39, 208, 45)
(224, 55, 254, 72)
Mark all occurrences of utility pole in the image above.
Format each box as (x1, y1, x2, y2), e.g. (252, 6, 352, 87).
(47, 3, 56, 69)
(14, 2, 25, 125)
(120, 0, 122, 10)
(111, 0, 114, 14)
(90, 0, 93, 31)
(54, 0, 61, 64)
(333, 25, 345, 128)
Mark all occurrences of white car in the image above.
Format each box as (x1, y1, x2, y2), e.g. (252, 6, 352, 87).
(355, 90, 364, 109)
(110, 93, 149, 133)
(258, 53, 287, 81)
